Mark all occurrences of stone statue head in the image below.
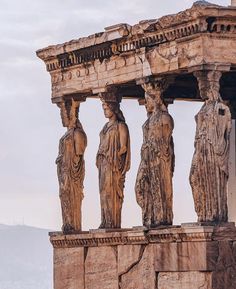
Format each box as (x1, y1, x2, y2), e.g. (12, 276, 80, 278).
(142, 82, 165, 114)
(59, 99, 80, 129)
(102, 101, 125, 122)
(145, 93, 157, 113)
(195, 71, 222, 102)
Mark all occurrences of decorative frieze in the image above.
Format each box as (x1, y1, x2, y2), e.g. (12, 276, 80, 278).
(49, 225, 226, 249)
(37, 2, 236, 74)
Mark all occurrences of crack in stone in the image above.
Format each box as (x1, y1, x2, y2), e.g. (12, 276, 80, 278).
(118, 245, 147, 289)
(84, 247, 88, 262)
(111, 246, 118, 262)
(84, 247, 88, 289)
(155, 272, 159, 289)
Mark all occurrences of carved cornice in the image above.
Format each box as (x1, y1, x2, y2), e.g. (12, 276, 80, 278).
(148, 227, 214, 243)
(50, 230, 148, 248)
(36, 3, 236, 72)
(49, 226, 219, 249)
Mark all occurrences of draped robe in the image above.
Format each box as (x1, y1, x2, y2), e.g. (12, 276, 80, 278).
(96, 121, 130, 228)
(56, 124, 87, 232)
(190, 101, 231, 222)
(135, 108, 174, 227)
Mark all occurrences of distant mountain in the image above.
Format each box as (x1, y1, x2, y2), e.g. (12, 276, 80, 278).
(0, 224, 52, 289)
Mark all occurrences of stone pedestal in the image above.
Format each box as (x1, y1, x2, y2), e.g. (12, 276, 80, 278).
(50, 224, 236, 289)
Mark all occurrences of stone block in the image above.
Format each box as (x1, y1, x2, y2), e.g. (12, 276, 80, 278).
(118, 244, 142, 274)
(119, 245, 156, 289)
(212, 241, 236, 289)
(106, 61, 116, 71)
(54, 247, 84, 289)
(50, 226, 236, 289)
(158, 272, 212, 289)
(85, 246, 118, 289)
(153, 241, 219, 272)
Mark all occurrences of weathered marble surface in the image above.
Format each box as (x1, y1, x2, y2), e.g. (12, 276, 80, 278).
(56, 99, 87, 233)
(135, 79, 174, 228)
(85, 246, 118, 289)
(36, 1, 236, 288)
(51, 225, 236, 289)
(54, 247, 84, 289)
(158, 272, 212, 289)
(190, 71, 231, 223)
(119, 245, 155, 289)
(97, 94, 130, 229)
(36, 2, 236, 101)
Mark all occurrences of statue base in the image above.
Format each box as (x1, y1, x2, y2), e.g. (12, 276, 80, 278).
(50, 224, 236, 289)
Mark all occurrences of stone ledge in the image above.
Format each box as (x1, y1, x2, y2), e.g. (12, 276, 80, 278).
(49, 224, 236, 248)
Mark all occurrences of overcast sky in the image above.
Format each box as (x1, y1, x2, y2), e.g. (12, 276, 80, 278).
(0, 0, 230, 230)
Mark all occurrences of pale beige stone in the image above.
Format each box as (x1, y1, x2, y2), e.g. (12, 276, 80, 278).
(153, 241, 219, 272)
(119, 245, 155, 289)
(158, 272, 212, 289)
(54, 247, 84, 289)
(50, 227, 236, 289)
(118, 245, 142, 274)
(85, 246, 118, 289)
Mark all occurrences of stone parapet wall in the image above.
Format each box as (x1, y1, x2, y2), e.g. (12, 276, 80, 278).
(51, 224, 236, 289)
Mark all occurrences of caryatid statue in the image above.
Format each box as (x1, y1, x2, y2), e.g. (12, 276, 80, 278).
(56, 98, 87, 233)
(96, 90, 131, 229)
(135, 79, 175, 228)
(190, 71, 232, 223)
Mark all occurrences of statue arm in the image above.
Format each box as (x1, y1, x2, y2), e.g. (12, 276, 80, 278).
(118, 123, 131, 174)
(74, 129, 87, 157)
(226, 106, 232, 136)
(163, 114, 174, 142)
(118, 123, 129, 156)
(155, 114, 174, 155)
(215, 104, 231, 156)
(55, 155, 62, 164)
(56, 141, 63, 164)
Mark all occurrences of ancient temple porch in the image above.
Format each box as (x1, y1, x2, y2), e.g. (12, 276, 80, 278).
(37, 1, 236, 289)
